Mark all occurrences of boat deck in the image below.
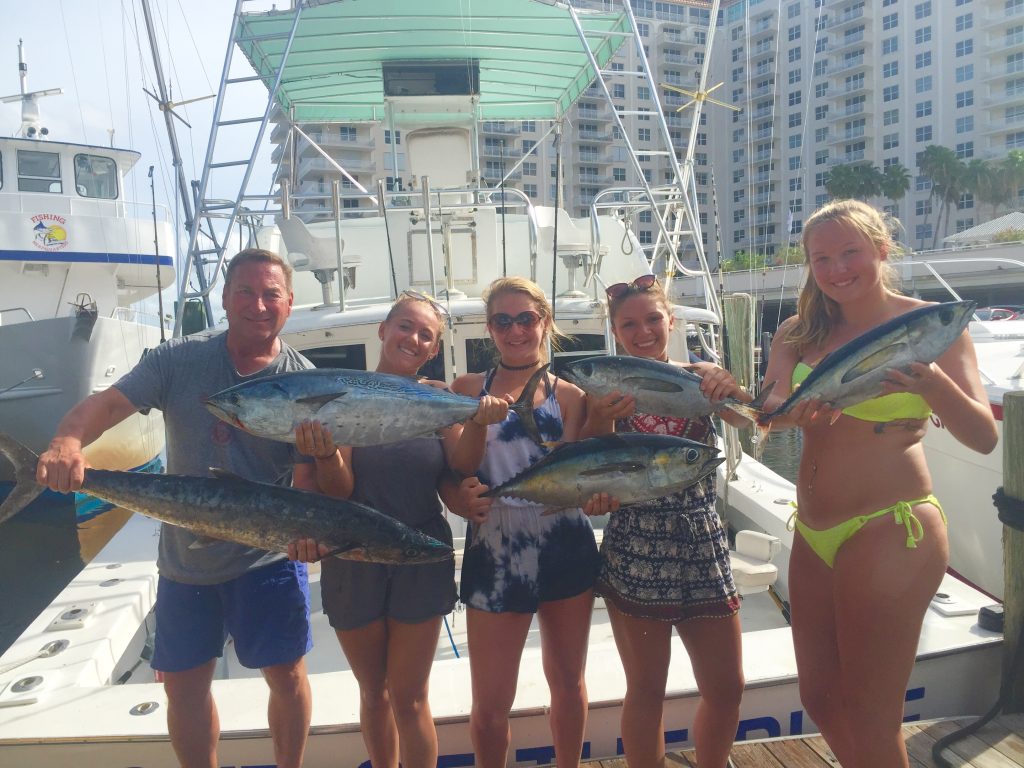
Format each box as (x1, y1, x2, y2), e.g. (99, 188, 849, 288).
(578, 714, 1024, 768)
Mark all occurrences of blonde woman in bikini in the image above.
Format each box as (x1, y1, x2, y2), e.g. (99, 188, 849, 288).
(760, 199, 997, 768)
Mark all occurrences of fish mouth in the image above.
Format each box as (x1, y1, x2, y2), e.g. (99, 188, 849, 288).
(205, 400, 244, 430)
(702, 456, 727, 476)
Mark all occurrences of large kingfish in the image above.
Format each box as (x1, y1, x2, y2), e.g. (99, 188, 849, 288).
(0, 433, 452, 564)
(483, 433, 724, 509)
(757, 300, 977, 439)
(561, 355, 771, 425)
(206, 366, 546, 447)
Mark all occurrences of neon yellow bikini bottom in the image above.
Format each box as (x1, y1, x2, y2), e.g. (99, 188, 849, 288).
(788, 495, 945, 568)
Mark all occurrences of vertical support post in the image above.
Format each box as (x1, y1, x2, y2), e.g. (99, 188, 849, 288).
(1004, 391, 1024, 712)
(422, 176, 438, 298)
(332, 180, 346, 312)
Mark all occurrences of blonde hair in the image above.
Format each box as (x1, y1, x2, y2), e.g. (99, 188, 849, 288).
(224, 248, 294, 292)
(788, 199, 903, 351)
(483, 277, 569, 362)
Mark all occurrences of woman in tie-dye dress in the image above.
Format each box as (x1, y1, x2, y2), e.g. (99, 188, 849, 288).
(450, 277, 609, 768)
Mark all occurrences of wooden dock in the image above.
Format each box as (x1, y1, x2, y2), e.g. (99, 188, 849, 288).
(579, 714, 1024, 767)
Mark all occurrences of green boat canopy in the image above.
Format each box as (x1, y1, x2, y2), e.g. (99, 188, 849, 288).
(235, 0, 631, 123)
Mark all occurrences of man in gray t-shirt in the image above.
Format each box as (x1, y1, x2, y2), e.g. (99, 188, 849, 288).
(36, 248, 347, 768)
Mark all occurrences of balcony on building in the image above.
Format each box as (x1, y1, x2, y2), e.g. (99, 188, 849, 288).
(827, 29, 872, 56)
(827, 50, 869, 76)
(482, 167, 523, 182)
(481, 143, 523, 159)
(748, 17, 775, 43)
(481, 121, 521, 135)
(296, 154, 377, 179)
(827, 3, 870, 33)
(750, 39, 776, 59)
(980, 2, 1024, 30)
(576, 102, 614, 122)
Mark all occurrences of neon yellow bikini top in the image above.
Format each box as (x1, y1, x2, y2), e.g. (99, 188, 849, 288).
(791, 362, 932, 422)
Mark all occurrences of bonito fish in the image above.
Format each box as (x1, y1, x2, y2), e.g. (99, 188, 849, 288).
(757, 300, 977, 439)
(483, 433, 724, 509)
(0, 432, 452, 564)
(561, 355, 771, 425)
(206, 366, 545, 447)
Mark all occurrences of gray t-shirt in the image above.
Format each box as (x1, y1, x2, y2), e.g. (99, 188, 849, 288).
(114, 332, 313, 585)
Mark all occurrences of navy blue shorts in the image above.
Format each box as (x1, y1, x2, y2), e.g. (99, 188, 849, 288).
(151, 559, 312, 673)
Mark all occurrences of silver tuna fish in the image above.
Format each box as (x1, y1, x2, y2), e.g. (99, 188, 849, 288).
(0, 433, 451, 564)
(483, 433, 724, 509)
(206, 366, 544, 447)
(561, 355, 771, 425)
(759, 300, 977, 435)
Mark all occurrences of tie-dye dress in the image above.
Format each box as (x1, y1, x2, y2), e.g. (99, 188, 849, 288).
(459, 370, 600, 613)
(595, 411, 739, 622)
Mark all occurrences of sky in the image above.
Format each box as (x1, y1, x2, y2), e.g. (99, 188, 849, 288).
(1, 0, 283, 315)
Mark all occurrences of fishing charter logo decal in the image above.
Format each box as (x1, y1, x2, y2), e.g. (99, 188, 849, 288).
(31, 213, 68, 251)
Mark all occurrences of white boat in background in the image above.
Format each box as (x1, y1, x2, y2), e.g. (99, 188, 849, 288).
(0, 42, 173, 482)
(0, 1, 1004, 765)
(924, 308, 1024, 600)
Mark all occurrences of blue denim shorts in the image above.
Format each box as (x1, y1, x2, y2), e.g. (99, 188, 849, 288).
(151, 559, 312, 672)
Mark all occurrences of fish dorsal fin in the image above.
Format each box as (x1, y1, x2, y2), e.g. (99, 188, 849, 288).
(579, 462, 646, 477)
(509, 364, 549, 447)
(295, 392, 346, 407)
(620, 375, 683, 393)
(209, 467, 245, 481)
(841, 342, 909, 384)
(188, 535, 223, 549)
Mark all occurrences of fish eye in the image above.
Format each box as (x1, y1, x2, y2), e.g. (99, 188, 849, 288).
(685, 448, 700, 464)
(404, 547, 421, 558)
(939, 307, 954, 324)
(229, 393, 241, 405)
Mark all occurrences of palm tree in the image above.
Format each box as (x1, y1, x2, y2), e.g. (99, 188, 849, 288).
(825, 164, 860, 200)
(825, 162, 882, 201)
(1001, 150, 1024, 210)
(962, 159, 1008, 222)
(917, 146, 964, 249)
(880, 162, 911, 217)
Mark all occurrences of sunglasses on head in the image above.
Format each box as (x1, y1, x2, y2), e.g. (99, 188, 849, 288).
(605, 274, 658, 300)
(400, 289, 450, 316)
(487, 310, 542, 332)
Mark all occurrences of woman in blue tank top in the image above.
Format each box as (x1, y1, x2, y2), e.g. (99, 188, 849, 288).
(292, 291, 505, 768)
(449, 277, 609, 768)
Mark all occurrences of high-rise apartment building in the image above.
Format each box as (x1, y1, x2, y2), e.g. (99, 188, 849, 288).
(271, 0, 1022, 264)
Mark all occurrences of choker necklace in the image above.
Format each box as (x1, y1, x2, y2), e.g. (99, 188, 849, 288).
(499, 359, 541, 371)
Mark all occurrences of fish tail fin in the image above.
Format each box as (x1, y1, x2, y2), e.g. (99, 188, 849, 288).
(724, 380, 776, 426)
(509, 364, 549, 446)
(0, 432, 44, 525)
(751, 418, 772, 461)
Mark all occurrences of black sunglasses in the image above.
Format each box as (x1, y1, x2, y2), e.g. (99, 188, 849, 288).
(487, 310, 542, 332)
(605, 274, 658, 300)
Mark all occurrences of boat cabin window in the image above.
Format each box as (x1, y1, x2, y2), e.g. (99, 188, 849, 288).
(74, 154, 118, 199)
(382, 60, 480, 97)
(417, 346, 447, 383)
(552, 334, 608, 375)
(304, 344, 367, 371)
(17, 150, 61, 193)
